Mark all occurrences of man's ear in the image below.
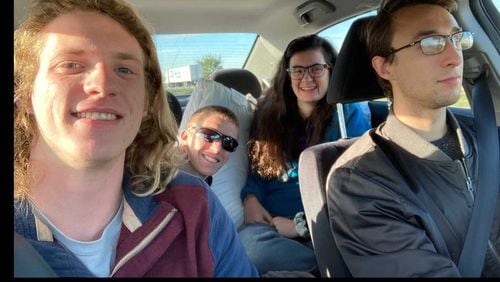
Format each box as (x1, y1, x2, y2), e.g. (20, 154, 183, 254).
(179, 129, 189, 145)
(371, 55, 393, 81)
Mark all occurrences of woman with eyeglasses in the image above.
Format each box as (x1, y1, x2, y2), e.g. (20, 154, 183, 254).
(180, 105, 240, 186)
(238, 34, 371, 276)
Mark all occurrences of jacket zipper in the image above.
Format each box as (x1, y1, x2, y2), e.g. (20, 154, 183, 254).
(458, 158, 474, 201)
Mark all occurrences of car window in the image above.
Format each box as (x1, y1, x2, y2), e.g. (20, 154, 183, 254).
(153, 33, 258, 96)
(318, 11, 377, 51)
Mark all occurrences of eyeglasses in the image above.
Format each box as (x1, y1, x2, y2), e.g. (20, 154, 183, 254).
(389, 31, 474, 56)
(188, 126, 239, 152)
(286, 63, 330, 80)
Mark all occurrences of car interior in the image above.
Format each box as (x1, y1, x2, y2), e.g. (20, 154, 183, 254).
(299, 16, 382, 277)
(13, 0, 499, 277)
(211, 68, 263, 99)
(299, 11, 499, 276)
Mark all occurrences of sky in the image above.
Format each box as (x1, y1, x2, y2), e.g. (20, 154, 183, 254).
(154, 33, 257, 70)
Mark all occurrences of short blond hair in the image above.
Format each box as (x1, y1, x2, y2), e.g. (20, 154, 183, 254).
(186, 105, 239, 128)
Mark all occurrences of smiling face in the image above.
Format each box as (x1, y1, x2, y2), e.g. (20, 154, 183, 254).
(181, 113, 239, 178)
(30, 11, 146, 169)
(289, 48, 331, 117)
(373, 4, 463, 114)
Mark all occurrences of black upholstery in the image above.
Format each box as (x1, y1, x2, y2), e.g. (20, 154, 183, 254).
(166, 91, 183, 126)
(211, 68, 262, 98)
(327, 16, 384, 104)
(299, 16, 383, 277)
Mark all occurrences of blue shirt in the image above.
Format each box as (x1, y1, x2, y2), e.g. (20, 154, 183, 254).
(241, 102, 370, 217)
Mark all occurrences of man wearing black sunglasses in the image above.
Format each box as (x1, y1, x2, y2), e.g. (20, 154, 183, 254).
(180, 105, 239, 186)
(326, 0, 499, 277)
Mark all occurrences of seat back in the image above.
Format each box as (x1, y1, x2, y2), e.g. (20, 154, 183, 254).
(166, 91, 183, 126)
(298, 139, 355, 277)
(327, 16, 384, 104)
(298, 16, 384, 277)
(211, 68, 262, 99)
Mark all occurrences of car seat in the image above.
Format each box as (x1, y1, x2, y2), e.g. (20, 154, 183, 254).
(166, 91, 183, 126)
(298, 16, 384, 277)
(211, 68, 262, 99)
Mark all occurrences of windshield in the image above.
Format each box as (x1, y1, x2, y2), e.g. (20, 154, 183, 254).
(154, 33, 258, 95)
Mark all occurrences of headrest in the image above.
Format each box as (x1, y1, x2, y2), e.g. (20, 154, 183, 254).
(327, 16, 385, 104)
(211, 68, 262, 99)
(166, 91, 182, 125)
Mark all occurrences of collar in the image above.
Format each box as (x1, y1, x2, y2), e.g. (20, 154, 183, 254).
(378, 109, 469, 161)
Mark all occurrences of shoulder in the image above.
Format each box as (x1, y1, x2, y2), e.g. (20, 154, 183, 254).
(332, 130, 377, 171)
(327, 129, 417, 206)
(343, 101, 369, 117)
(328, 129, 407, 195)
(170, 170, 208, 188)
(163, 171, 226, 218)
(154, 171, 212, 216)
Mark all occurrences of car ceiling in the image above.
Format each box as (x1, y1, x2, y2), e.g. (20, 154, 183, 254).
(14, 0, 379, 51)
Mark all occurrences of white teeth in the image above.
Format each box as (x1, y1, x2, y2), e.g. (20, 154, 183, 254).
(203, 154, 219, 163)
(301, 87, 315, 90)
(75, 112, 118, 120)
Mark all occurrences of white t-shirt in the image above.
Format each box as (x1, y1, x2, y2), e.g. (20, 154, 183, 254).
(31, 199, 124, 277)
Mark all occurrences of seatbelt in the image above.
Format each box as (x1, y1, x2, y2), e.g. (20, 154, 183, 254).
(336, 103, 347, 139)
(457, 71, 499, 277)
(14, 232, 57, 277)
(370, 130, 462, 263)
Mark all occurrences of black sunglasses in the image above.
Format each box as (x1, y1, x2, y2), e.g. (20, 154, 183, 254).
(189, 126, 239, 152)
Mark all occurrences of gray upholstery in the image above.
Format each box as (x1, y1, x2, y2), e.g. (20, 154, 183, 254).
(211, 68, 262, 98)
(298, 139, 355, 277)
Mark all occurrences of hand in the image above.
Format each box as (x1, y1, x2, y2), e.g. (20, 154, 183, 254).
(270, 216, 299, 238)
(243, 194, 272, 224)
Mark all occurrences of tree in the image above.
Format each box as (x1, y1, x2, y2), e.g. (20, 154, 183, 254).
(196, 54, 223, 79)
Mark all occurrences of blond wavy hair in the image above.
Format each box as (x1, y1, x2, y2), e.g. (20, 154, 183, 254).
(14, 0, 183, 201)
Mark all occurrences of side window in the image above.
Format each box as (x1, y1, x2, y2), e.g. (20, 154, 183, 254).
(318, 11, 376, 51)
(318, 10, 471, 109)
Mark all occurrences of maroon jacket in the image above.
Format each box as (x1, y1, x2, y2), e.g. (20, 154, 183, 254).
(15, 171, 258, 277)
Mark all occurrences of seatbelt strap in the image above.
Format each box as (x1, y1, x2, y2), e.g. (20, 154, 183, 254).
(14, 232, 57, 277)
(457, 71, 500, 277)
(370, 130, 462, 262)
(336, 103, 347, 139)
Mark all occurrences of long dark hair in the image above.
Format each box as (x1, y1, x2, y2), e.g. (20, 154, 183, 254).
(249, 34, 336, 179)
